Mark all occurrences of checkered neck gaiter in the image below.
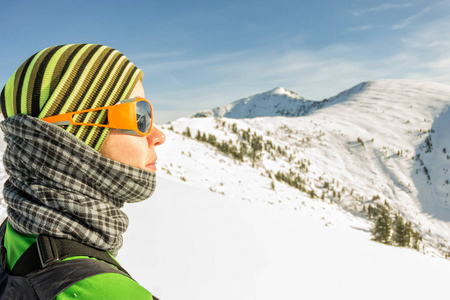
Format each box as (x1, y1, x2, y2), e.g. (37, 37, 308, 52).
(0, 115, 156, 256)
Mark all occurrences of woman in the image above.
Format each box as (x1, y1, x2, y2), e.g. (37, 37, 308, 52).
(0, 44, 165, 299)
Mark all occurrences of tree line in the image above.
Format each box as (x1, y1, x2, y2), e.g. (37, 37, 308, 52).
(368, 202, 422, 250)
(179, 122, 427, 255)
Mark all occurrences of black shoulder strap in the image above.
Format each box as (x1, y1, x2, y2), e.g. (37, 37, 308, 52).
(10, 233, 130, 277)
(1, 220, 161, 300)
(0, 220, 7, 272)
(28, 258, 130, 300)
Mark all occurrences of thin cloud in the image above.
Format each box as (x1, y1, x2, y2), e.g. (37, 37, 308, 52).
(352, 3, 412, 17)
(392, 4, 434, 29)
(347, 25, 374, 32)
(400, 17, 450, 52)
(148, 14, 450, 122)
(148, 45, 377, 111)
(142, 50, 252, 74)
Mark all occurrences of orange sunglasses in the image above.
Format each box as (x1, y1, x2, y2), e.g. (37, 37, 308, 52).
(41, 98, 153, 136)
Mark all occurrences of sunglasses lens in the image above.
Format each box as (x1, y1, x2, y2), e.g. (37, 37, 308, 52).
(136, 101, 152, 134)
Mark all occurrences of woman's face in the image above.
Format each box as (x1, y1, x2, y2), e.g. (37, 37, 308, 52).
(99, 81, 166, 172)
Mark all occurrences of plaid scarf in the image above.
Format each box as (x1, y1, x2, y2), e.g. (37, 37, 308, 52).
(0, 115, 156, 255)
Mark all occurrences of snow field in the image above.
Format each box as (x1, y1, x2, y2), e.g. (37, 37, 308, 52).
(120, 176, 450, 300)
(166, 79, 450, 256)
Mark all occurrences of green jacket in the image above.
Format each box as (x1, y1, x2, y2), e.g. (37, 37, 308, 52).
(3, 221, 154, 300)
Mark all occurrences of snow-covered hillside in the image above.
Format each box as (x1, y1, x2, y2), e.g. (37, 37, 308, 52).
(193, 87, 330, 118)
(165, 79, 450, 257)
(119, 175, 450, 300)
(0, 79, 449, 300)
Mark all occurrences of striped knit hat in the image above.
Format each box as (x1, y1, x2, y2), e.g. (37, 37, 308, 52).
(0, 44, 143, 151)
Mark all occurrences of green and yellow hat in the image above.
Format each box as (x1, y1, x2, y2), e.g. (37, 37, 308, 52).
(0, 44, 143, 151)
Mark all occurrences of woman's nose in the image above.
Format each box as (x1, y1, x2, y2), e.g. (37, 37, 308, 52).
(147, 126, 166, 147)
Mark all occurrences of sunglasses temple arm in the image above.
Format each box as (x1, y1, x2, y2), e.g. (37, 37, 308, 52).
(41, 113, 75, 125)
(41, 106, 110, 126)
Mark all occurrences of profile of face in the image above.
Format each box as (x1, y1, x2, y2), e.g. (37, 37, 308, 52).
(99, 81, 166, 172)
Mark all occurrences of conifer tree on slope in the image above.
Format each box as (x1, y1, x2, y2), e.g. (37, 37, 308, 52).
(372, 204, 392, 244)
(392, 214, 408, 247)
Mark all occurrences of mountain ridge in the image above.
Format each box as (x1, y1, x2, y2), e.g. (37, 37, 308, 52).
(165, 79, 450, 258)
(192, 86, 328, 119)
(191, 79, 450, 120)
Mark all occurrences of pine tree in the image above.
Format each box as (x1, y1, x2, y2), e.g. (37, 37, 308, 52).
(411, 231, 422, 250)
(231, 123, 238, 134)
(357, 137, 365, 148)
(367, 205, 373, 219)
(184, 127, 191, 138)
(207, 134, 217, 146)
(239, 142, 248, 159)
(242, 129, 250, 142)
(392, 214, 408, 247)
(372, 204, 392, 244)
(404, 221, 413, 248)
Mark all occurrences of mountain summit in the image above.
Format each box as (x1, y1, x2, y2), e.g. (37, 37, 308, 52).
(168, 79, 450, 258)
(192, 87, 329, 119)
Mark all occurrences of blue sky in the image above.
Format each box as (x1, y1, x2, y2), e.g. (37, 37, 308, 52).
(1, 0, 449, 123)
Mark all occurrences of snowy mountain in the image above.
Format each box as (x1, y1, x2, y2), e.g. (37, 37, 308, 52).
(192, 87, 331, 118)
(165, 79, 450, 258)
(1, 79, 450, 299)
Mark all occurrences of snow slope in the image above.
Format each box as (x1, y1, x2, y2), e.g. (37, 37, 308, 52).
(118, 175, 450, 300)
(2, 171, 449, 299)
(167, 79, 450, 257)
(413, 104, 450, 220)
